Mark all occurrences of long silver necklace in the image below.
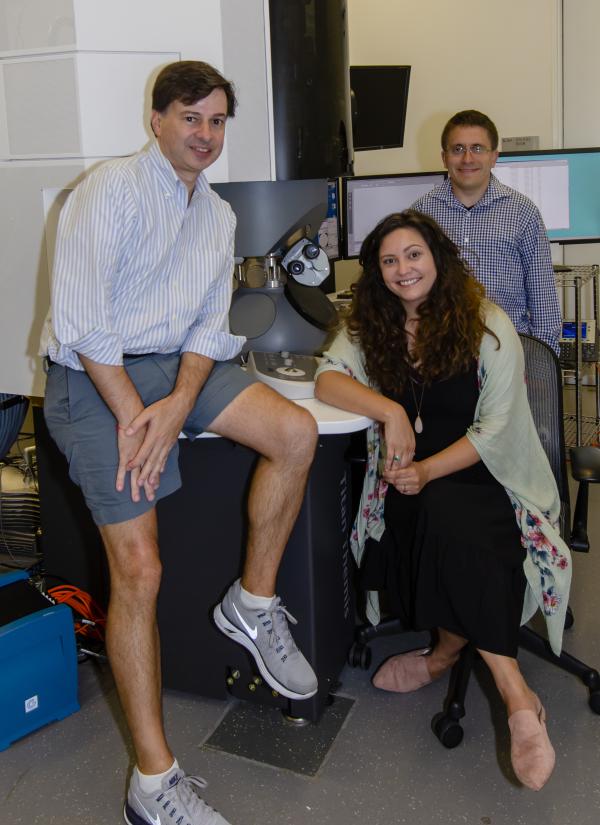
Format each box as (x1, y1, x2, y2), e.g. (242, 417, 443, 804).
(408, 374, 425, 434)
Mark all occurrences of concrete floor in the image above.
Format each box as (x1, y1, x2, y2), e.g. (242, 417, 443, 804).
(1, 481, 600, 825)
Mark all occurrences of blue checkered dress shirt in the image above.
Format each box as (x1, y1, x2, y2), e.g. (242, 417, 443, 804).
(412, 175, 561, 353)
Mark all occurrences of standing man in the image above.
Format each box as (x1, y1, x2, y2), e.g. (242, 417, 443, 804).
(412, 109, 561, 353)
(41, 61, 318, 825)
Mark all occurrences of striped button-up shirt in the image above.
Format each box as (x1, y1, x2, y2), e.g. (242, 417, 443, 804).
(412, 175, 561, 353)
(42, 141, 244, 370)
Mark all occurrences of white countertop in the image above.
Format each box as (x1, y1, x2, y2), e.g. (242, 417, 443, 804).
(190, 396, 370, 439)
(294, 396, 371, 434)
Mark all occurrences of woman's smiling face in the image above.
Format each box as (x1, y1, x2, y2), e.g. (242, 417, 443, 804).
(378, 226, 438, 316)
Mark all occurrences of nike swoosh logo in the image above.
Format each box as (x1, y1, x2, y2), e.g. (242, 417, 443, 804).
(134, 794, 161, 825)
(233, 603, 258, 639)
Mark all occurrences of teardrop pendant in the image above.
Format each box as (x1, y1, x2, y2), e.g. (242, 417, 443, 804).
(414, 415, 423, 434)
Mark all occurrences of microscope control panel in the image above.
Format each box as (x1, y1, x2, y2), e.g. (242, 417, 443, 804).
(247, 351, 321, 400)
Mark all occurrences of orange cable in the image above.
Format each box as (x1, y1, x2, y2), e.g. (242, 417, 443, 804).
(47, 584, 106, 641)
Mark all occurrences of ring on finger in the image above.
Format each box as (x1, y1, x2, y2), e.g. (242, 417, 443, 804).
(393, 454, 401, 462)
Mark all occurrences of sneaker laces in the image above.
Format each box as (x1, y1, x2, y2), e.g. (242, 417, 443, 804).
(157, 774, 221, 825)
(266, 598, 298, 651)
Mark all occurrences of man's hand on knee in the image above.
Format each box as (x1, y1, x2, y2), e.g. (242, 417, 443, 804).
(125, 396, 188, 488)
(116, 424, 157, 502)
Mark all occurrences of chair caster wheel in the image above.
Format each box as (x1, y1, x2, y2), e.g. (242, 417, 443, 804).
(564, 606, 574, 630)
(432, 712, 464, 749)
(588, 691, 600, 714)
(348, 642, 372, 670)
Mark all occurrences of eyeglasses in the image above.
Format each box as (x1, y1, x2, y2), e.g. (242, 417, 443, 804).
(446, 143, 493, 156)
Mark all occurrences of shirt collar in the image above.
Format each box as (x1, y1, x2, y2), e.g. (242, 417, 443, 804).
(146, 140, 212, 199)
(436, 173, 508, 210)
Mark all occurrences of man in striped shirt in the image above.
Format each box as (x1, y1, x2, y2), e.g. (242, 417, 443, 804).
(42, 61, 318, 825)
(411, 110, 561, 354)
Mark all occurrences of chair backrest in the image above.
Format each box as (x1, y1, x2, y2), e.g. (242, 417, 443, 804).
(0, 394, 29, 463)
(518, 334, 571, 543)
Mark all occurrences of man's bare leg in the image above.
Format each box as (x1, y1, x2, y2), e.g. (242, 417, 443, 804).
(99, 508, 172, 774)
(210, 382, 319, 699)
(208, 382, 318, 596)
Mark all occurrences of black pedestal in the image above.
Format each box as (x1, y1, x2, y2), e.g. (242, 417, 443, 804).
(34, 408, 355, 721)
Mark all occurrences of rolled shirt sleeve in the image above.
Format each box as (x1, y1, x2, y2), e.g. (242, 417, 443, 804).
(48, 168, 131, 368)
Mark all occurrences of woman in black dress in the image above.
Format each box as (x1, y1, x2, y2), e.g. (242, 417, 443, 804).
(315, 211, 565, 791)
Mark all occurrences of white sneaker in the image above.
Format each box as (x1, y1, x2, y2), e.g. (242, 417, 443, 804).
(213, 578, 318, 700)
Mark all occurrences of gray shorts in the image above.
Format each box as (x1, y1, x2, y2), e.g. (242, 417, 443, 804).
(43, 353, 256, 526)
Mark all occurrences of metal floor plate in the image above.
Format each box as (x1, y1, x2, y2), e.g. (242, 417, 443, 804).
(204, 694, 354, 776)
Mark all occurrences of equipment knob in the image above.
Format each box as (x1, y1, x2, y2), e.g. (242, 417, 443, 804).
(289, 259, 305, 275)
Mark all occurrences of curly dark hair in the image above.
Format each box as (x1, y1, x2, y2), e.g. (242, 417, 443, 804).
(347, 210, 493, 396)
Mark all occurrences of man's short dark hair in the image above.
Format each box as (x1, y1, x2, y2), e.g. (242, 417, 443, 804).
(441, 110, 499, 151)
(152, 60, 237, 117)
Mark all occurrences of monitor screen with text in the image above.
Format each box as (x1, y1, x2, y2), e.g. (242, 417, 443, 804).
(495, 148, 600, 242)
(342, 172, 446, 258)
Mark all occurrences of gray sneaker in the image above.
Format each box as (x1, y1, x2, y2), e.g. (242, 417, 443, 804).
(213, 579, 318, 700)
(124, 765, 230, 825)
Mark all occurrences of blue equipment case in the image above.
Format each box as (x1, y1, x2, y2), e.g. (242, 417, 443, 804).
(0, 570, 79, 750)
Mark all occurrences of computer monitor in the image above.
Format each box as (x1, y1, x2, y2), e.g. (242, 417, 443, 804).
(350, 66, 411, 151)
(342, 172, 446, 258)
(494, 148, 600, 242)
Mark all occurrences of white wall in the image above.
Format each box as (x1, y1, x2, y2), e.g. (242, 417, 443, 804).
(0, 0, 273, 397)
(334, 0, 562, 290)
(1, 0, 596, 393)
(348, 0, 562, 176)
(561, 1, 600, 272)
(563, 0, 600, 148)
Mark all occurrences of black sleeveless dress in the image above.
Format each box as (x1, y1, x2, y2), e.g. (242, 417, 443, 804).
(360, 360, 526, 657)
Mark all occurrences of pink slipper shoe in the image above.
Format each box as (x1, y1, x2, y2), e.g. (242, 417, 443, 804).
(508, 695, 556, 790)
(372, 648, 434, 693)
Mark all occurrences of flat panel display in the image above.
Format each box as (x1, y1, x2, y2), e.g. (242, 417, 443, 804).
(342, 172, 446, 258)
(494, 148, 600, 242)
(350, 65, 411, 151)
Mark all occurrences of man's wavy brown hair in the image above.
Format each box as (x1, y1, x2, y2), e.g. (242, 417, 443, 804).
(347, 210, 494, 396)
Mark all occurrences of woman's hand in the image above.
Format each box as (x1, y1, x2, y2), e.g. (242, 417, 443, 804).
(383, 460, 430, 495)
(382, 405, 416, 472)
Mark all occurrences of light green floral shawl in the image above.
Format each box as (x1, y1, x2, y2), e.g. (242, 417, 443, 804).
(316, 301, 572, 656)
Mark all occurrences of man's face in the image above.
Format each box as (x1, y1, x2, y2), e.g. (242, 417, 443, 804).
(442, 125, 498, 203)
(151, 88, 228, 187)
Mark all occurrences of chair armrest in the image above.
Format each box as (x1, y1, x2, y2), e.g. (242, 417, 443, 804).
(569, 447, 600, 553)
(570, 446, 600, 482)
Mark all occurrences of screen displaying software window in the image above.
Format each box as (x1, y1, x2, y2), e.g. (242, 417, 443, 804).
(343, 172, 446, 258)
(494, 148, 600, 242)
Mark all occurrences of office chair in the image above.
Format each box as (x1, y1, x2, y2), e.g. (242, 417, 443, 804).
(0, 394, 29, 462)
(348, 334, 600, 747)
